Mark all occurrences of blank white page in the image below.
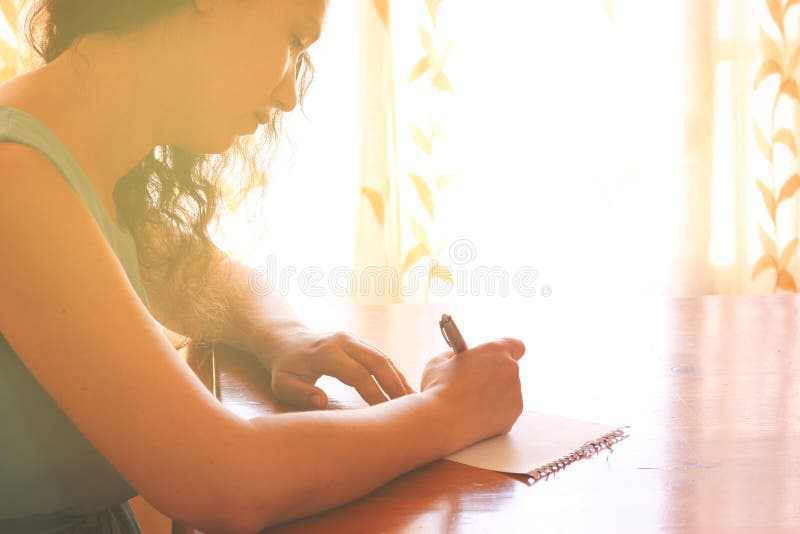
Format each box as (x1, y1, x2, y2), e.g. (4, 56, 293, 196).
(445, 411, 625, 476)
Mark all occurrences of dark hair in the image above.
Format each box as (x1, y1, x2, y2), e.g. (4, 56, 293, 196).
(22, 0, 314, 346)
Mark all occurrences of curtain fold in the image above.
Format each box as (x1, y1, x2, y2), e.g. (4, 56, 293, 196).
(676, 0, 715, 295)
(352, 0, 404, 304)
(352, 0, 458, 305)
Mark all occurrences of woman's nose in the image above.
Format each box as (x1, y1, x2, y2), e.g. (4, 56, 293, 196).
(271, 67, 298, 113)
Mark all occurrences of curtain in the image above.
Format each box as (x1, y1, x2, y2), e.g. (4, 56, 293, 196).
(354, 0, 800, 301)
(353, 0, 457, 304)
(2, 1, 798, 305)
(749, 0, 800, 293)
(372, 0, 710, 300)
(351, 0, 404, 304)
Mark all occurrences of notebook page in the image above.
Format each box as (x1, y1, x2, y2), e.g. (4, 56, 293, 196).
(445, 411, 622, 475)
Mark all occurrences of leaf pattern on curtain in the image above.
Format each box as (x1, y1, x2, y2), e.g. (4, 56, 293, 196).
(399, 0, 455, 301)
(601, 0, 624, 25)
(356, 0, 393, 242)
(358, 0, 394, 235)
(355, 0, 456, 303)
(373, 0, 390, 29)
(752, 0, 800, 292)
(353, 0, 402, 303)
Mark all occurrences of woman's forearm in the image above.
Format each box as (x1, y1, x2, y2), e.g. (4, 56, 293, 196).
(141, 245, 303, 355)
(203, 253, 305, 357)
(229, 390, 454, 532)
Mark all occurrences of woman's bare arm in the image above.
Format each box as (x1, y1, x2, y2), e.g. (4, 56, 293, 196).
(137, 235, 303, 355)
(139, 227, 415, 410)
(0, 144, 256, 532)
(0, 144, 487, 533)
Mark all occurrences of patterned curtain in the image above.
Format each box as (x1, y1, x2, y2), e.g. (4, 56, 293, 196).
(751, 0, 800, 292)
(352, 0, 404, 304)
(354, 0, 455, 304)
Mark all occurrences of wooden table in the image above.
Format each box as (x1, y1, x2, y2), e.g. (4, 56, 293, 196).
(177, 295, 800, 533)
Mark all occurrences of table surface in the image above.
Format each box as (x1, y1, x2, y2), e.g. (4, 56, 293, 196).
(183, 294, 800, 533)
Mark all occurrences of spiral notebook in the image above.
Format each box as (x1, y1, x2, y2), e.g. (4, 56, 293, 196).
(445, 411, 628, 480)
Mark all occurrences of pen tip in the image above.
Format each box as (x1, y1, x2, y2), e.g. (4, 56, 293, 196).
(441, 313, 450, 322)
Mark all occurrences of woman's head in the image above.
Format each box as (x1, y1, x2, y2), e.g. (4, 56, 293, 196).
(26, 0, 326, 154)
(21, 0, 327, 344)
(180, 0, 326, 152)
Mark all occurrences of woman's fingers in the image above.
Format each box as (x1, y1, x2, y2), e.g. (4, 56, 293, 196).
(386, 356, 415, 394)
(316, 349, 390, 405)
(467, 338, 527, 361)
(500, 337, 526, 360)
(342, 336, 410, 399)
(271, 370, 328, 409)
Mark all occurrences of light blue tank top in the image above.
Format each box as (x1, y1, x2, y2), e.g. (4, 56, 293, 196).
(0, 105, 151, 532)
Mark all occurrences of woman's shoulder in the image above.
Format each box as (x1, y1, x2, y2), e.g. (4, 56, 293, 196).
(0, 77, 67, 153)
(0, 75, 41, 130)
(0, 137, 62, 196)
(0, 137, 70, 196)
(0, 135, 47, 160)
(0, 143, 89, 264)
(0, 91, 64, 174)
(0, 70, 43, 110)
(0, 100, 106, 234)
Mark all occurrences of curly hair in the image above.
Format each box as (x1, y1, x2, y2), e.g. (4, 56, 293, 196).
(20, 0, 314, 347)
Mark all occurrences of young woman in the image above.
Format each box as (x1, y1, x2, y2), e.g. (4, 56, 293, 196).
(0, 1, 526, 532)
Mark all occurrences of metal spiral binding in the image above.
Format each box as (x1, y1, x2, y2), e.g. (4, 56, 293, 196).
(529, 428, 628, 482)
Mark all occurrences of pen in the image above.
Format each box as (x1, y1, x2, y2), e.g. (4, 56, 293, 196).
(439, 313, 468, 354)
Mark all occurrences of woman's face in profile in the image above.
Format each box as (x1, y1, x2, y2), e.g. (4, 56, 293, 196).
(178, 0, 326, 153)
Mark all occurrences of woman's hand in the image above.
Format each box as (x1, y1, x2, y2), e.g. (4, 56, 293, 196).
(253, 326, 415, 409)
(421, 337, 526, 454)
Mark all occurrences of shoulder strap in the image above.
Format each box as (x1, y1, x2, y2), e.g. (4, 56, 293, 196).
(0, 105, 151, 310)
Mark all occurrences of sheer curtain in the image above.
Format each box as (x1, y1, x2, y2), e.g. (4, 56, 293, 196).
(348, 0, 717, 302)
(743, 0, 800, 293)
(2, 0, 797, 307)
(268, 0, 797, 304)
